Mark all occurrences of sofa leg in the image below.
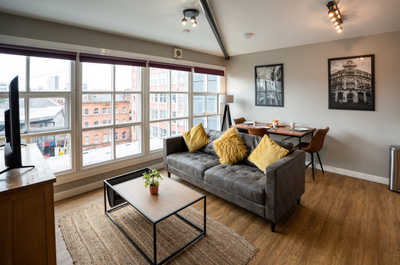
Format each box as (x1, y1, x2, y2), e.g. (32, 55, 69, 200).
(167, 171, 171, 178)
(270, 222, 276, 232)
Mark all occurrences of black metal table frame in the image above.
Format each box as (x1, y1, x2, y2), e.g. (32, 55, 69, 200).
(103, 181, 206, 265)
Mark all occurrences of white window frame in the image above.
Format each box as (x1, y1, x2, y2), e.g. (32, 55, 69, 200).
(149, 68, 190, 151)
(0, 55, 74, 175)
(192, 72, 224, 130)
(80, 62, 144, 168)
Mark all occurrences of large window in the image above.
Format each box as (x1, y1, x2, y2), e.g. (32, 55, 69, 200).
(149, 68, 189, 151)
(81, 62, 142, 166)
(193, 73, 224, 130)
(0, 53, 73, 173)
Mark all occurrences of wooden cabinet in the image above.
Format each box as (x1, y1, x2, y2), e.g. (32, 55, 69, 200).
(0, 144, 56, 265)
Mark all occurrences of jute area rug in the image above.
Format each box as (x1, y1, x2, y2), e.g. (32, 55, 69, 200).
(59, 203, 258, 265)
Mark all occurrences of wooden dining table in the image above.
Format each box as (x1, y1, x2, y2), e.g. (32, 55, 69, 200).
(235, 122, 316, 145)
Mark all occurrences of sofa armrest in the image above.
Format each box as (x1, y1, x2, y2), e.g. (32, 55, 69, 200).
(163, 135, 188, 159)
(265, 150, 306, 223)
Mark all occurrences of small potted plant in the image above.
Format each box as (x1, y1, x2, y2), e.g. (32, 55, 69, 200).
(143, 169, 163, 195)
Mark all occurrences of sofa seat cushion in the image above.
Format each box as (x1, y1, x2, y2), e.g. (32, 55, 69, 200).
(167, 151, 219, 180)
(204, 164, 266, 204)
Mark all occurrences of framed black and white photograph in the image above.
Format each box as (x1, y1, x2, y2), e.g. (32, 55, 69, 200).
(328, 54, 375, 111)
(255, 64, 284, 107)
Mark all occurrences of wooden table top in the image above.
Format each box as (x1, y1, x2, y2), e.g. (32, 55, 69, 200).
(235, 122, 315, 137)
(112, 177, 204, 222)
(0, 144, 56, 194)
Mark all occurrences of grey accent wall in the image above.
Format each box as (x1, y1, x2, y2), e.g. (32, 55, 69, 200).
(0, 12, 225, 66)
(226, 31, 400, 179)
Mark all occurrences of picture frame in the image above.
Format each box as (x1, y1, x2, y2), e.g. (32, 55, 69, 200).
(255, 64, 284, 107)
(328, 54, 375, 111)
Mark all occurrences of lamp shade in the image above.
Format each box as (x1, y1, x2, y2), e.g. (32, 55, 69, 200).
(221, 94, 234, 104)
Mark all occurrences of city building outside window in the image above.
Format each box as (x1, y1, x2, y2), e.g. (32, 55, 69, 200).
(81, 61, 142, 166)
(193, 73, 224, 131)
(149, 68, 189, 151)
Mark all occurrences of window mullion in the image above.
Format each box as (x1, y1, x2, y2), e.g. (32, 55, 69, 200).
(25, 56, 30, 134)
(112, 65, 116, 160)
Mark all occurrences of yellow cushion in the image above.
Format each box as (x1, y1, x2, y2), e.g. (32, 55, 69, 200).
(182, 123, 209, 152)
(248, 135, 289, 173)
(213, 128, 248, 164)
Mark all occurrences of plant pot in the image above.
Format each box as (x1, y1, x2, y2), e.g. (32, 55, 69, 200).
(149, 185, 159, 195)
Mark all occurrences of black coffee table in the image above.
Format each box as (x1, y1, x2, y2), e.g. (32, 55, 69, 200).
(104, 169, 206, 265)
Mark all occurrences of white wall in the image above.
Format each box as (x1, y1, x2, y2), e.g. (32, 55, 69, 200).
(227, 31, 400, 179)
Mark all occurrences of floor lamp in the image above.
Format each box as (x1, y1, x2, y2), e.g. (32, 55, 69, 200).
(220, 95, 234, 131)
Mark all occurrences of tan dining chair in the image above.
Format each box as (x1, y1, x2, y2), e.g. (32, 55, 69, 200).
(233, 117, 246, 124)
(297, 127, 329, 181)
(247, 127, 269, 137)
(233, 117, 248, 133)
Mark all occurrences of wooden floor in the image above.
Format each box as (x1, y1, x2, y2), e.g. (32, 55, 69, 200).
(55, 169, 400, 265)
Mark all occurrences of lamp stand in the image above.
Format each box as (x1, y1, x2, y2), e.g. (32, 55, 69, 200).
(221, 104, 232, 131)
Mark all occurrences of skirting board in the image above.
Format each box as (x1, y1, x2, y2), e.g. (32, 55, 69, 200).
(307, 160, 389, 185)
(54, 162, 164, 202)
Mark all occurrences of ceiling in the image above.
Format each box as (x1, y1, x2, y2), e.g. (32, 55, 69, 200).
(0, 0, 399, 57)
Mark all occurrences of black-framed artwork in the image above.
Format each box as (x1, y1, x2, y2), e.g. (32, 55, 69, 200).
(328, 54, 375, 111)
(255, 64, 284, 107)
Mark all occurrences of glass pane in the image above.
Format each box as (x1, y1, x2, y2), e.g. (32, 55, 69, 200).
(115, 126, 141, 158)
(193, 95, 205, 115)
(0, 98, 25, 134)
(171, 93, 188, 118)
(31, 134, 71, 173)
(207, 75, 220, 93)
(82, 94, 112, 128)
(171, 119, 188, 136)
(193, 73, 206, 92)
(82, 62, 112, 91)
(82, 128, 113, 166)
(29, 98, 67, 131)
(0, 54, 26, 91)
(150, 121, 169, 151)
(206, 95, 218, 113)
(193, 117, 206, 127)
(30, 57, 71, 91)
(150, 68, 170, 92)
(171, 70, 188, 92)
(115, 94, 141, 124)
(115, 65, 141, 92)
(207, 116, 219, 130)
(150, 93, 169, 121)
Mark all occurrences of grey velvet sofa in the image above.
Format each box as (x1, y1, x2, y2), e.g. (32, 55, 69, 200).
(163, 129, 305, 232)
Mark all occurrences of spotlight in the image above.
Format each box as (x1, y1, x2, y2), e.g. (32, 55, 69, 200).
(181, 9, 200, 28)
(336, 26, 343, 33)
(181, 17, 187, 26)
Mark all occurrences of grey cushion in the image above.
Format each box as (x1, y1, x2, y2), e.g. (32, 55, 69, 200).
(167, 151, 219, 180)
(201, 129, 222, 156)
(204, 164, 266, 204)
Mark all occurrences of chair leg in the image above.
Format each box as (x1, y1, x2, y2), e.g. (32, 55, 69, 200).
(311, 152, 315, 181)
(270, 222, 276, 232)
(316, 152, 325, 174)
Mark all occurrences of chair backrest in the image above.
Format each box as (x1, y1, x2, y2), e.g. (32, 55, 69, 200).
(234, 117, 246, 125)
(247, 127, 268, 137)
(305, 127, 329, 152)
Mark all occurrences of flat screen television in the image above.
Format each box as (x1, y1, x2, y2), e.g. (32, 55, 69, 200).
(3, 76, 22, 172)
(1, 76, 34, 175)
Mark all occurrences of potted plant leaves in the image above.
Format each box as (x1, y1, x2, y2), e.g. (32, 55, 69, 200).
(143, 169, 163, 195)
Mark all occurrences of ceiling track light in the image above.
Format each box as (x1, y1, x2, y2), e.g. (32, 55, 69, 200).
(326, 1, 344, 33)
(181, 8, 200, 28)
